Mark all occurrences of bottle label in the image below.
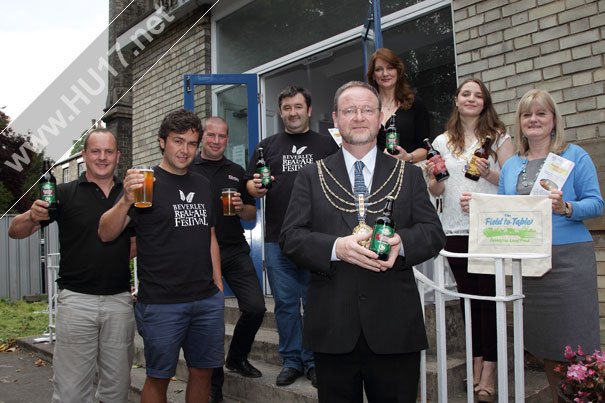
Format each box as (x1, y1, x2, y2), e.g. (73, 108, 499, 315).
(429, 155, 448, 176)
(385, 131, 399, 151)
(466, 156, 481, 176)
(40, 182, 56, 203)
(370, 224, 394, 255)
(257, 166, 271, 186)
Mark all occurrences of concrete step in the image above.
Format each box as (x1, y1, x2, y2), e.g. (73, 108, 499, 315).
(129, 366, 244, 403)
(445, 367, 551, 402)
(225, 297, 467, 356)
(133, 331, 470, 402)
(225, 296, 276, 330)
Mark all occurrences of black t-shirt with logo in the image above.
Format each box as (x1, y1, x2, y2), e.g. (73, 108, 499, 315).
(129, 166, 217, 304)
(245, 130, 339, 242)
(189, 155, 255, 247)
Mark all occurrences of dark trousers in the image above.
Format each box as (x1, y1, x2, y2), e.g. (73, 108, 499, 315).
(314, 332, 420, 403)
(211, 243, 266, 391)
(446, 236, 497, 361)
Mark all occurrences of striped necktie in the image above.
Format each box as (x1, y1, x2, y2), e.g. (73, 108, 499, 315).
(353, 160, 368, 196)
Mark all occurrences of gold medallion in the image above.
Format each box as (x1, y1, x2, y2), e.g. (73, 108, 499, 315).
(353, 193, 372, 247)
(353, 221, 372, 247)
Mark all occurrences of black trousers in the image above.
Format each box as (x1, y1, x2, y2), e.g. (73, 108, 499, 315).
(211, 243, 266, 390)
(446, 235, 497, 361)
(314, 332, 420, 403)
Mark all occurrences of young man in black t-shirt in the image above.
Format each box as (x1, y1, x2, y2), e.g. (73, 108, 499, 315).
(245, 86, 339, 388)
(189, 116, 266, 403)
(9, 129, 135, 403)
(99, 110, 224, 403)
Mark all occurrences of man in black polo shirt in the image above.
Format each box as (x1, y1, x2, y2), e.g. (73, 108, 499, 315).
(190, 116, 266, 403)
(9, 129, 135, 403)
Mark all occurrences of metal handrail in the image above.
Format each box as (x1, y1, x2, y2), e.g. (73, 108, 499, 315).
(45, 252, 60, 345)
(414, 250, 549, 403)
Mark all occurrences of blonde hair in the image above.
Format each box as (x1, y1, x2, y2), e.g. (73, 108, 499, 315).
(513, 89, 567, 155)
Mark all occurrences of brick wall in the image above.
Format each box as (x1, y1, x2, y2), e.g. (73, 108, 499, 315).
(131, 11, 211, 166)
(453, 0, 605, 348)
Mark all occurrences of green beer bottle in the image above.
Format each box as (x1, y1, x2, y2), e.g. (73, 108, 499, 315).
(40, 159, 57, 216)
(256, 147, 272, 190)
(369, 196, 395, 261)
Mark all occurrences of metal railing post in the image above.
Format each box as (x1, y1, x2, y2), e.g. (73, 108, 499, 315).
(512, 259, 525, 401)
(434, 254, 448, 403)
(494, 257, 508, 402)
(416, 251, 546, 402)
(418, 280, 427, 403)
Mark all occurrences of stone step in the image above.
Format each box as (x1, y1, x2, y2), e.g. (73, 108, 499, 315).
(225, 296, 276, 330)
(132, 340, 549, 403)
(133, 331, 469, 402)
(225, 297, 467, 355)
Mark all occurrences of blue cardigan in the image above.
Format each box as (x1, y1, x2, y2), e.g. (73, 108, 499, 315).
(498, 144, 603, 245)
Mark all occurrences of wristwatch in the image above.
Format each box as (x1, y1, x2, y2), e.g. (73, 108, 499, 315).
(563, 202, 571, 218)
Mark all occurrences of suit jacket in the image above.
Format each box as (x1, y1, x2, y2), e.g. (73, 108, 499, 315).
(280, 148, 446, 355)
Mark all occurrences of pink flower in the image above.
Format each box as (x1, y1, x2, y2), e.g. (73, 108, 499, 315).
(567, 363, 588, 381)
(559, 345, 605, 402)
(565, 345, 576, 360)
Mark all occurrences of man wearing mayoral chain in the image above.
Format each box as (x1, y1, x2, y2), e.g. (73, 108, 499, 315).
(280, 81, 445, 402)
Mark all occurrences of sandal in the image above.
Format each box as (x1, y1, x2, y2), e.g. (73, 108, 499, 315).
(476, 388, 496, 403)
(462, 378, 479, 389)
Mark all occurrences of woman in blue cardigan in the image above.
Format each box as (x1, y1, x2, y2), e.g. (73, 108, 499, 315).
(498, 89, 603, 402)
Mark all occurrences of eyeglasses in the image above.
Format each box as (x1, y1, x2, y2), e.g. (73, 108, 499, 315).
(338, 106, 379, 118)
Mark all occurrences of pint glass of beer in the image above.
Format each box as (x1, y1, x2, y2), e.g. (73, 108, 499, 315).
(221, 188, 237, 216)
(133, 166, 154, 208)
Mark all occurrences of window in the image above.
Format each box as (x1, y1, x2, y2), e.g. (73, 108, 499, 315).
(216, 0, 424, 73)
(62, 168, 69, 183)
(77, 162, 85, 177)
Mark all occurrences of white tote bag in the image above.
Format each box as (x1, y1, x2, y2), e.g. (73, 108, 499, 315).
(467, 193, 552, 276)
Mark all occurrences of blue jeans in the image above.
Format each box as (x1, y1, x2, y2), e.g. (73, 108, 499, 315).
(265, 242, 314, 372)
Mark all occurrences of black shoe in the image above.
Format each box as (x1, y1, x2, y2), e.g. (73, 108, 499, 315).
(209, 387, 223, 403)
(275, 367, 303, 386)
(225, 358, 262, 378)
(306, 367, 317, 388)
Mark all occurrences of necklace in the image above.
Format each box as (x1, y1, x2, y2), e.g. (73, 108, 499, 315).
(520, 154, 545, 188)
(316, 159, 404, 212)
(381, 99, 399, 119)
(317, 159, 404, 246)
(461, 138, 479, 173)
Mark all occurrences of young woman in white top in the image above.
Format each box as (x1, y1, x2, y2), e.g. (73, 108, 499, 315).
(426, 78, 514, 402)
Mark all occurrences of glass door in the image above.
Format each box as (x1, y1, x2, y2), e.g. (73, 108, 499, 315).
(183, 74, 264, 295)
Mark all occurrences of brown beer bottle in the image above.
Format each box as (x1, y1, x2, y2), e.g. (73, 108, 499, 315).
(256, 147, 272, 190)
(423, 138, 450, 182)
(465, 135, 493, 181)
(40, 159, 57, 216)
(369, 196, 395, 261)
(384, 118, 400, 155)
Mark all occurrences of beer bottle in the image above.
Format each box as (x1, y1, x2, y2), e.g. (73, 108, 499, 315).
(384, 118, 400, 155)
(465, 135, 493, 181)
(40, 159, 57, 215)
(423, 138, 450, 182)
(369, 196, 395, 261)
(256, 147, 272, 190)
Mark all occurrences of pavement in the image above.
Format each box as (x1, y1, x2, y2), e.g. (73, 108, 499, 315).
(0, 340, 54, 403)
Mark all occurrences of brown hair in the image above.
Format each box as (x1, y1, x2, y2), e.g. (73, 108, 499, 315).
(366, 48, 415, 110)
(513, 89, 566, 155)
(445, 78, 506, 161)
